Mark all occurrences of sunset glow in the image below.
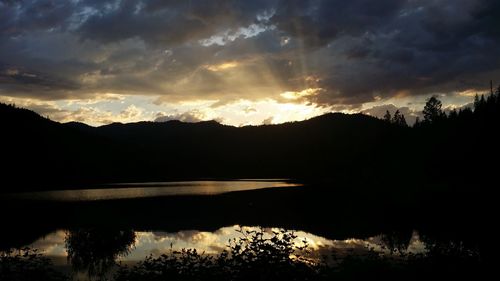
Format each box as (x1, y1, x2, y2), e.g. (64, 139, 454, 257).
(1, 0, 495, 126)
(1, 2, 496, 280)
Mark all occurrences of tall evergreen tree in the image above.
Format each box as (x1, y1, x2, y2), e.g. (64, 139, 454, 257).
(399, 113, 408, 127)
(384, 110, 392, 122)
(392, 110, 401, 124)
(449, 109, 458, 119)
(474, 94, 480, 110)
(423, 96, 443, 123)
(414, 117, 420, 127)
(392, 110, 408, 127)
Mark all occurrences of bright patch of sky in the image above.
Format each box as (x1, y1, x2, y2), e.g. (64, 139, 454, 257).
(2, 88, 481, 127)
(199, 23, 275, 47)
(361, 90, 483, 112)
(0, 94, 328, 127)
(67, 6, 99, 30)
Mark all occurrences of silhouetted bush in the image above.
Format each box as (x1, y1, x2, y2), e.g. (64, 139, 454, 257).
(0, 248, 68, 281)
(114, 228, 321, 281)
(114, 228, 482, 281)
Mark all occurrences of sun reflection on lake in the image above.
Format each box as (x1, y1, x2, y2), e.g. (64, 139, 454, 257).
(9, 181, 302, 201)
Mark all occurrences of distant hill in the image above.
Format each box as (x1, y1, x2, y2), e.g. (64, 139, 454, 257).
(1, 99, 499, 191)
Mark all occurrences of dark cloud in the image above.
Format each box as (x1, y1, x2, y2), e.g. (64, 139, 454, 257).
(1, 0, 500, 108)
(261, 116, 274, 125)
(302, 0, 500, 104)
(0, 63, 80, 99)
(0, 0, 75, 35)
(271, 0, 404, 47)
(76, 0, 276, 46)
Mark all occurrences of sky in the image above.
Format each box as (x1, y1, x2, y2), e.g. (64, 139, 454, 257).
(1, 0, 499, 126)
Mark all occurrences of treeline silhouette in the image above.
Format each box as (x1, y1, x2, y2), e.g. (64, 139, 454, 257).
(1, 84, 500, 191)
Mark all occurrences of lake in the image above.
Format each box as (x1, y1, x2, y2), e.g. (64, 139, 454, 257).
(5, 180, 302, 201)
(0, 180, 484, 280)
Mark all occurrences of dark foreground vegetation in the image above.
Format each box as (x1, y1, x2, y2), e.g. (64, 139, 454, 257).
(0, 249, 68, 281)
(113, 228, 483, 281)
(1, 228, 484, 281)
(1, 84, 500, 191)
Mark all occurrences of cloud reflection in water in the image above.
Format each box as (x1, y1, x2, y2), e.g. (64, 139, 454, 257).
(29, 225, 426, 265)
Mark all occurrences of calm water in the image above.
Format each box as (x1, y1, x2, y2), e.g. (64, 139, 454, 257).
(28, 225, 426, 272)
(7, 180, 301, 201)
(0, 225, 429, 281)
(0, 180, 479, 280)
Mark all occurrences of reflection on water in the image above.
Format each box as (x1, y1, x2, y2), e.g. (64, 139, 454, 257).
(2, 225, 482, 281)
(8, 181, 301, 201)
(65, 229, 136, 279)
(30, 225, 426, 267)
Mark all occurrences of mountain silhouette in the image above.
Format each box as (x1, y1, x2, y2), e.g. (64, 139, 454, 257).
(1, 91, 499, 192)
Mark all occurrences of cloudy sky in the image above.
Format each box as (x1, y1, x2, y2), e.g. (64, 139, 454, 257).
(1, 0, 499, 126)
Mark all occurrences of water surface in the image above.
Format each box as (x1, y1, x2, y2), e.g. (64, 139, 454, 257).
(8, 180, 301, 201)
(29, 225, 427, 266)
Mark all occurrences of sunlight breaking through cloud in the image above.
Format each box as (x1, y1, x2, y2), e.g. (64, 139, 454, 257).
(281, 88, 322, 100)
(204, 61, 239, 72)
(1, 0, 497, 125)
